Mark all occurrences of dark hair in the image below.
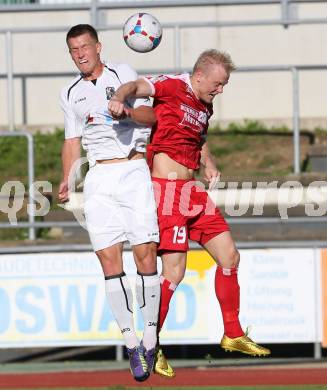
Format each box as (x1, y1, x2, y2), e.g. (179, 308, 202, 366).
(66, 24, 99, 44)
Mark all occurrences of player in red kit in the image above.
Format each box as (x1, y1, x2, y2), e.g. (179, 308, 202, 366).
(108, 49, 271, 378)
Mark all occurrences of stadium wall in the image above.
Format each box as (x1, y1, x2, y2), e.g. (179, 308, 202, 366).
(0, 2, 327, 130)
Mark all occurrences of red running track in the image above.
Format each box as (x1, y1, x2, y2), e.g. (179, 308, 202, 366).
(0, 366, 327, 388)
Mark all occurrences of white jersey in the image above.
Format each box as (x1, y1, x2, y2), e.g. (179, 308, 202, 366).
(60, 62, 151, 166)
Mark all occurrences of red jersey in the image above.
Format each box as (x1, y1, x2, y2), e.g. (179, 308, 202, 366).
(144, 74, 213, 170)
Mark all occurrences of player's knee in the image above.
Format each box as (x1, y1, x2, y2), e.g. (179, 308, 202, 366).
(230, 248, 240, 268)
(221, 248, 240, 268)
(164, 269, 184, 285)
(174, 267, 185, 284)
(134, 244, 157, 272)
(163, 263, 185, 284)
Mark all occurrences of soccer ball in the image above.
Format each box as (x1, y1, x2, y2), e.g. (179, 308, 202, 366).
(123, 13, 162, 53)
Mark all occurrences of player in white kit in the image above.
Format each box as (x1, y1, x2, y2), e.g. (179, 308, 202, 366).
(58, 24, 160, 382)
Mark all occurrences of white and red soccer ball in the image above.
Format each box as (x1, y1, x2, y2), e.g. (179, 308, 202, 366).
(123, 13, 162, 53)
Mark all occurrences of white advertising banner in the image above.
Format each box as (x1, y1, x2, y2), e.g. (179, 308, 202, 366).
(0, 249, 321, 348)
(162, 248, 321, 344)
(0, 252, 126, 348)
(238, 248, 321, 343)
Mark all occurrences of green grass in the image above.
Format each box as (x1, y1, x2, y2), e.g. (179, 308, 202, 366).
(0, 128, 64, 187)
(206, 121, 319, 177)
(0, 129, 69, 240)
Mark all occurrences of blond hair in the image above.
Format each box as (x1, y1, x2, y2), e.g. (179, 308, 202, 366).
(192, 49, 236, 74)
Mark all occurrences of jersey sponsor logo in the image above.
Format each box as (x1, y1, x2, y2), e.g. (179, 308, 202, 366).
(180, 103, 198, 117)
(74, 97, 86, 104)
(198, 111, 207, 124)
(106, 86, 116, 100)
(180, 103, 208, 132)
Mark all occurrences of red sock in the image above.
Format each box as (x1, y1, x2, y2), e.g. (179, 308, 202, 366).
(215, 266, 244, 338)
(159, 276, 177, 331)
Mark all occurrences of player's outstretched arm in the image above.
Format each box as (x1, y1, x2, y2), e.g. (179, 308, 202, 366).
(116, 78, 152, 100)
(124, 105, 157, 127)
(108, 79, 152, 118)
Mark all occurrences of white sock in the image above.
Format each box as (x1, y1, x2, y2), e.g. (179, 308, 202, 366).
(135, 272, 160, 351)
(104, 272, 139, 349)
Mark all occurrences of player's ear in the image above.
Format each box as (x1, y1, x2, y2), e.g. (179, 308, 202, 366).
(96, 41, 102, 54)
(195, 69, 204, 82)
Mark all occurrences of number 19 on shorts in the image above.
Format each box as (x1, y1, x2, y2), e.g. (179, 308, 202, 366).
(172, 226, 187, 244)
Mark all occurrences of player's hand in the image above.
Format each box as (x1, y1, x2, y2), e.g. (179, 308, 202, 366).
(108, 96, 126, 119)
(203, 165, 221, 190)
(58, 180, 69, 203)
(122, 107, 132, 120)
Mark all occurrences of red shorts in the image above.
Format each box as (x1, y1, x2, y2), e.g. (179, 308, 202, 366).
(152, 177, 230, 253)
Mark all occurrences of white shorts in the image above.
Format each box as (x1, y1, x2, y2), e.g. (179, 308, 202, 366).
(84, 158, 159, 251)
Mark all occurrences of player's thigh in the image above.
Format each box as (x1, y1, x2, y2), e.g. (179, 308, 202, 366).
(120, 160, 159, 245)
(161, 251, 187, 285)
(84, 166, 127, 250)
(203, 231, 240, 268)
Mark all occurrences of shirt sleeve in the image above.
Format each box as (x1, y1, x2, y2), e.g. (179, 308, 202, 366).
(59, 87, 83, 139)
(143, 75, 175, 99)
